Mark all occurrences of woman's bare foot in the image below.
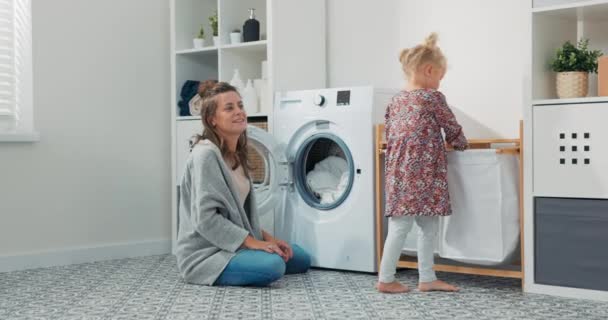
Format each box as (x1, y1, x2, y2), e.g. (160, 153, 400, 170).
(418, 280, 460, 292)
(376, 281, 410, 293)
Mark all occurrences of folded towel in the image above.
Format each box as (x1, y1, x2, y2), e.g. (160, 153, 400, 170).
(178, 80, 200, 116)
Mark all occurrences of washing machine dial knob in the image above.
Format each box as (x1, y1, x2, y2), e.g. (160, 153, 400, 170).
(314, 94, 325, 107)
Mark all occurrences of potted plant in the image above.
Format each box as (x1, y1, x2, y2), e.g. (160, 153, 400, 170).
(209, 11, 219, 46)
(550, 38, 603, 98)
(193, 25, 205, 48)
(230, 29, 242, 45)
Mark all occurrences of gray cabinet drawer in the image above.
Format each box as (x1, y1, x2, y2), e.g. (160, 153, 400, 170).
(535, 197, 608, 291)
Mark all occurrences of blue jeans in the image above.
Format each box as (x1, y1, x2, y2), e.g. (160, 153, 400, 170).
(214, 244, 311, 286)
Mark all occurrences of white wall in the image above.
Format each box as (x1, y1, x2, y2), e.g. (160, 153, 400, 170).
(327, 0, 403, 89)
(398, 0, 529, 139)
(328, 0, 530, 139)
(0, 0, 171, 268)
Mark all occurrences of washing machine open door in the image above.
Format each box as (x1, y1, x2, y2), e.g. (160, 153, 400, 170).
(280, 120, 357, 211)
(247, 125, 287, 234)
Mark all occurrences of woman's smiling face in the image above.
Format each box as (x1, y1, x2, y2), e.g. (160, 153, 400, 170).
(210, 91, 247, 138)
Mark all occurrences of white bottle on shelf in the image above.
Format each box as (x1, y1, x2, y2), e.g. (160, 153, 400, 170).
(242, 79, 259, 115)
(254, 78, 269, 114)
(229, 69, 245, 94)
(261, 60, 268, 80)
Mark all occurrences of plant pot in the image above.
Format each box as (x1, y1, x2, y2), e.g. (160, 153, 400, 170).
(230, 32, 242, 45)
(556, 72, 588, 99)
(193, 38, 205, 49)
(212, 36, 220, 47)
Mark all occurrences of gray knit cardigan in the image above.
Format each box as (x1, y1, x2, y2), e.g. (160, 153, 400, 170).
(176, 140, 263, 285)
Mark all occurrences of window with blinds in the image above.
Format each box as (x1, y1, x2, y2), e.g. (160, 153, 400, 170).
(0, 0, 33, 137)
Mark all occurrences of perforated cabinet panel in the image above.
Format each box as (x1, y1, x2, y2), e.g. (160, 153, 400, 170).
(533, 103, 608, 199)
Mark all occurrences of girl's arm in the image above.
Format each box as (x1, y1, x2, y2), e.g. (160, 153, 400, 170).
(429, 91, 468, 150)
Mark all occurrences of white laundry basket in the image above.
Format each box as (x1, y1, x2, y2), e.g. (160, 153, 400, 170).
(402, 149, 520, 266)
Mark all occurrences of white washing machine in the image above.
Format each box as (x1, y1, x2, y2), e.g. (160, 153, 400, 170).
(248, 86, 394, 273)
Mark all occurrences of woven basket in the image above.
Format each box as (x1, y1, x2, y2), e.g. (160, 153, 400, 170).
(556, 72, 588, 98)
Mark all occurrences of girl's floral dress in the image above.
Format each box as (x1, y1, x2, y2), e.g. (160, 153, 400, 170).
(384, 89, 467, 217)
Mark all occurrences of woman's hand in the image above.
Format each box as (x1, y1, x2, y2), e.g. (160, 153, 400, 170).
(242, 236, 288, 261)
(273, 238, 293, 260)
(261, 231, 293, 261)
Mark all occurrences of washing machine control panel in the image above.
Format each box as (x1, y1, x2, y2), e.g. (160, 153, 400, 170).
(336, 90, 351, 106)
(313, 94, 325, 107)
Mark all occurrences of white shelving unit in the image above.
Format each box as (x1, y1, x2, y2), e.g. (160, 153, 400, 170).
(220, 40, 267, 50)
(169, 0, 327, 251)
(170, 0, 326, 120)
(524, 0, 608, 301)
(175, 47, 218, 55)
(532, 96, 608, 105)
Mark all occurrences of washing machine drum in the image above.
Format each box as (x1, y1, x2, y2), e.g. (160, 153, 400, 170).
(294, 135, 355, 210)
(247, 126, 356, 213)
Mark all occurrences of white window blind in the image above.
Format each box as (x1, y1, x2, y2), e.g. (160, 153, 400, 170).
(0, 0, 36, 141)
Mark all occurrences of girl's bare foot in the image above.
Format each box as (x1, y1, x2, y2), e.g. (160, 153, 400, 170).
(418, 280, 460, 292)
(376, 281, 410, 293)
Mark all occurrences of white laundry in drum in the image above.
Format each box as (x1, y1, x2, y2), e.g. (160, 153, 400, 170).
(306, 156, 349, 204)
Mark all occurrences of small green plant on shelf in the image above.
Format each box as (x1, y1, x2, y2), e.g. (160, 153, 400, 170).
(209, 11, 218, 37)
(550, 39, 604, 99)
(193, 25, 205, 48)
(550, 38, 603, 73)
(196, 25, 205, 39)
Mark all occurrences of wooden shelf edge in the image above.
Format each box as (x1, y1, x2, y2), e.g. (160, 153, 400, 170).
(397, 260, 524, 279)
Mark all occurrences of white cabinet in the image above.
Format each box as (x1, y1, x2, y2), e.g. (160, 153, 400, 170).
(524, 0, 608, 300)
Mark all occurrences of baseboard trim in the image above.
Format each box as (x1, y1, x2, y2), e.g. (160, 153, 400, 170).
(0, 239, 172, 272)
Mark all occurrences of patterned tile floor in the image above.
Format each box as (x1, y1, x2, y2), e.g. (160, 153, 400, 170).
(1, 255, 607, 320)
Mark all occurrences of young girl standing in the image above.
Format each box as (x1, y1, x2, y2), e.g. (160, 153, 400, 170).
(377, 33, 468, 293)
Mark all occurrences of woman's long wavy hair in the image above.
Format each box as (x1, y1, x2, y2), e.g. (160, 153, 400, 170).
(191, 81, 251, 176)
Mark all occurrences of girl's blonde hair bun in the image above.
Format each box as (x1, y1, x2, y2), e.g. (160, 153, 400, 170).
(398, 32, 446, 76)
(398, 48, 410, 64)
(424, 32, 439, 49)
